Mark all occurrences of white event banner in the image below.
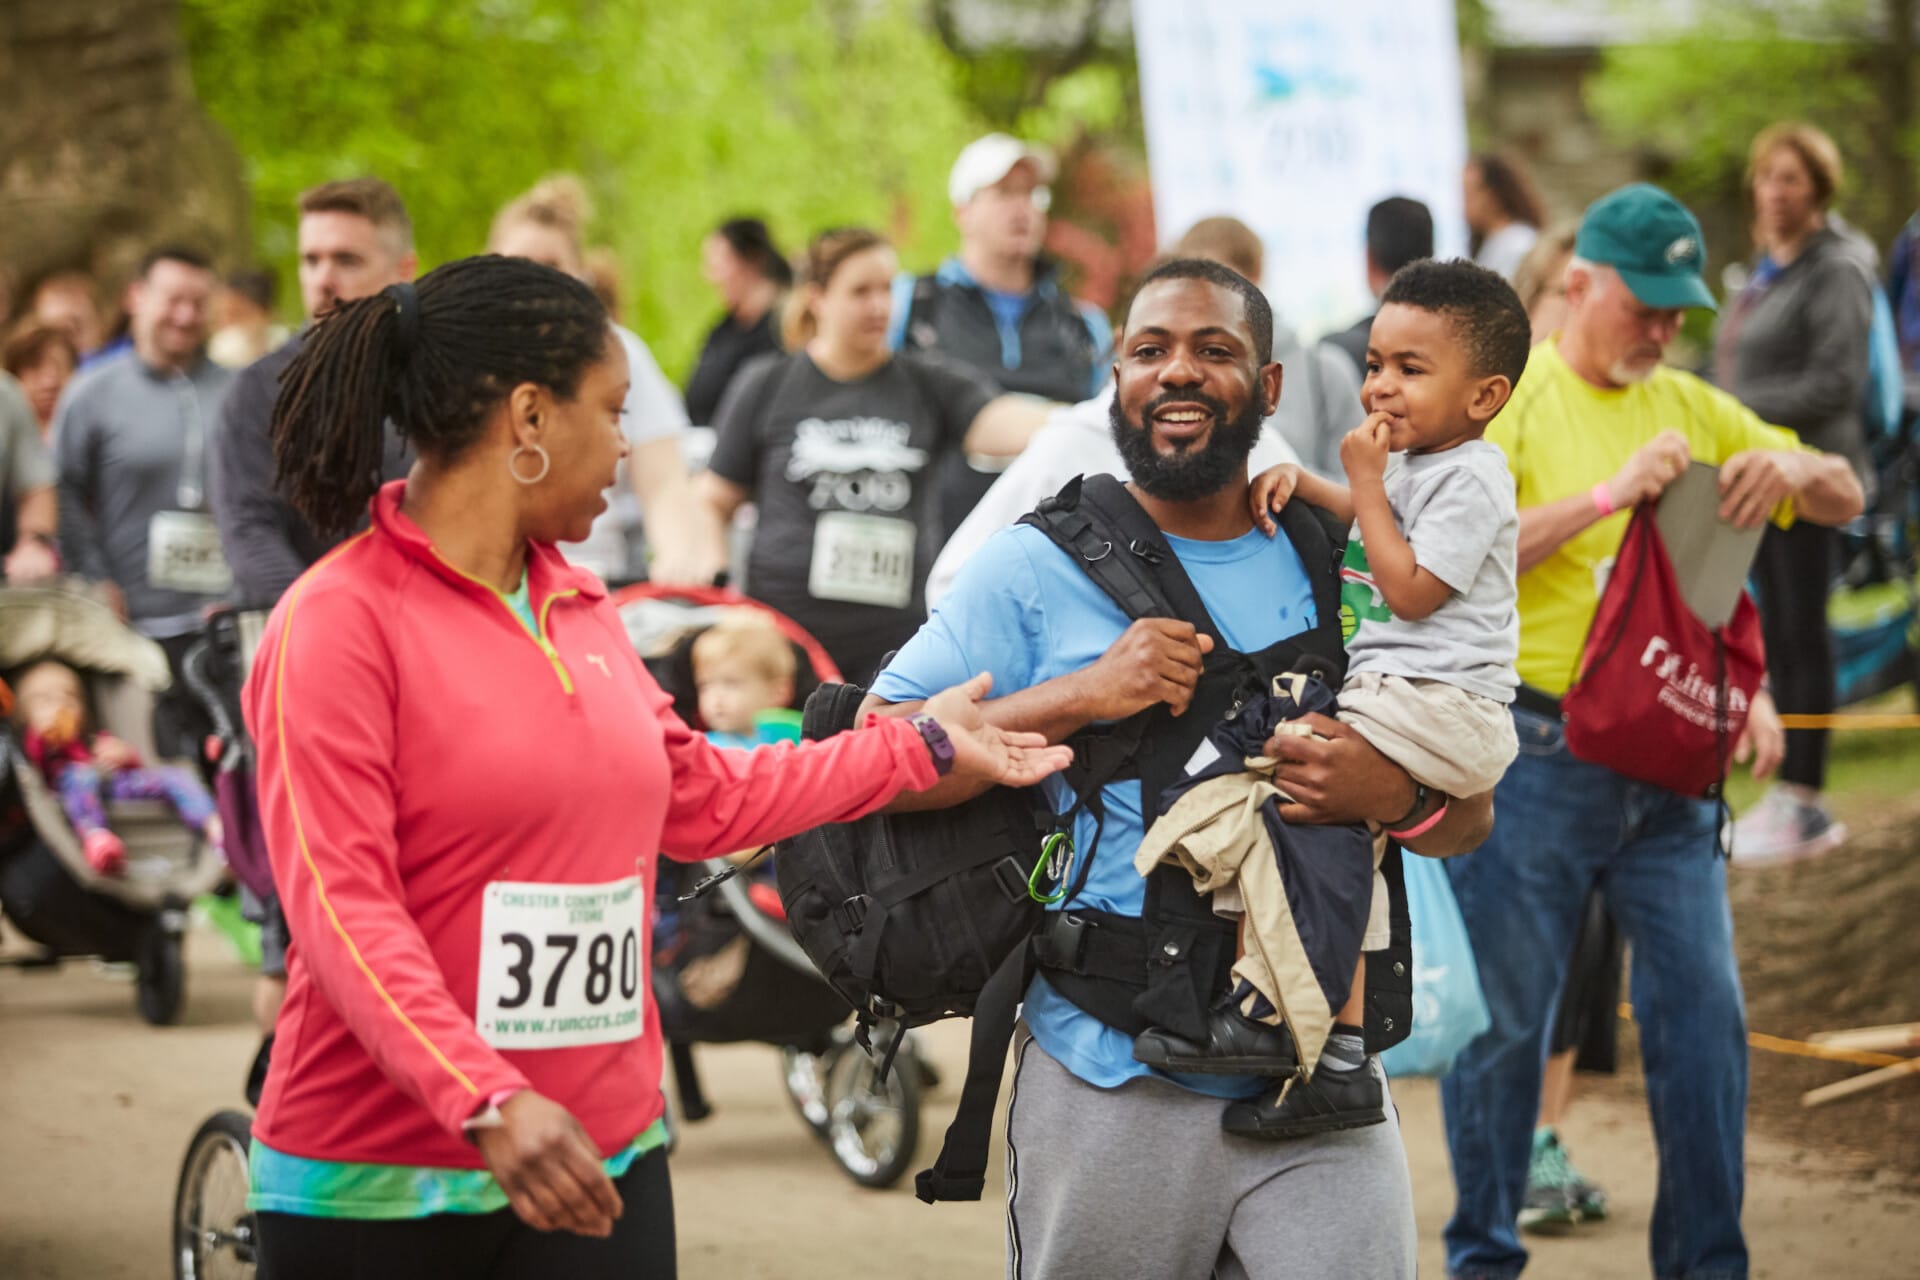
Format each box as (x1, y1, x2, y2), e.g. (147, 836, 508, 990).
(1133, 0, 1471, 343)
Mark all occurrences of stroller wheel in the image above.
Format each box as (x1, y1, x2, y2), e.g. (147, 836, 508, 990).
(174, 1109, 257, 1280)
(819, 1026, 923, 1190)
(781, 1038, 838, 1138)
(138, 910, 187, 1026)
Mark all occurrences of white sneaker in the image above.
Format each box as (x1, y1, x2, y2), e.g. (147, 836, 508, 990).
(1726, 787, 1847, 866)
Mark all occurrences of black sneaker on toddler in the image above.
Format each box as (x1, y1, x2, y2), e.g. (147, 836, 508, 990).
(1131, 998, 1300, 1075)
(1221, 1053, 1386, 1140)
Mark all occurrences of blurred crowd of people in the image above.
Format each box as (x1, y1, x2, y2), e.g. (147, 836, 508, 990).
(0, 118, 1909, 1279)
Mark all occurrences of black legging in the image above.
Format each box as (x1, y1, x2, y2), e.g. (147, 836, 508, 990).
(1752, 520, 1838, 790)
(256, 1145, 675, 1279)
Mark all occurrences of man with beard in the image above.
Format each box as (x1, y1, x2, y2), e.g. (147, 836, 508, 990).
(866, 258, 1492, 1278)
(1438, 184, 1861, 1280)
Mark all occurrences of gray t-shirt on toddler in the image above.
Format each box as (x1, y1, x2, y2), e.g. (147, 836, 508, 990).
(1340, 439, 1518, 703)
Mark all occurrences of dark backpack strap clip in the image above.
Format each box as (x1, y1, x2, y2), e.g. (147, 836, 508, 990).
(1033, 911, 1096, 972)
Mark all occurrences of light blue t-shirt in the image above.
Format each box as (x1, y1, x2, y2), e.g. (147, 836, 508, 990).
(871, 520, 1317, 1096)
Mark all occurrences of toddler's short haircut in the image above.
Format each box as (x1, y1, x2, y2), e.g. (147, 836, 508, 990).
(691, 613, 797, 685)
(1380, 258, 1531, 389)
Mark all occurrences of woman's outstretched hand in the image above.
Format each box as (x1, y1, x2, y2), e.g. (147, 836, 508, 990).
(921, 672, 1073, 789)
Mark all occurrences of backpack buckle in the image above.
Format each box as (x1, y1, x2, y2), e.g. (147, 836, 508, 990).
(991, 856, 1028, 904)
(1127, 538, 1164, 565)
(833, 895, 870, 933)
(1038, 912, 1094, 972)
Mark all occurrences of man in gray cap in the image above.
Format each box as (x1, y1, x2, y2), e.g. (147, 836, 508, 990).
(889, 133, 1110, 533)
(1437, 183, 1862, 1280)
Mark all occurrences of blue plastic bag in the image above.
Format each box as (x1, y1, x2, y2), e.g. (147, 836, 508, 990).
(1379, 853, 1491, 1078)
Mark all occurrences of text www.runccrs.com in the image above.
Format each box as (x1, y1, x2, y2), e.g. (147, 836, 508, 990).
(491, 1008, 641, 1036)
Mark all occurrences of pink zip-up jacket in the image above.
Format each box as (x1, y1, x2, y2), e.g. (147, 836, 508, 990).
(244, 481, 938, 1169)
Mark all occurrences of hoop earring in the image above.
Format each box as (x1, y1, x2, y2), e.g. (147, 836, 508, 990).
(508, 444, 551, 485)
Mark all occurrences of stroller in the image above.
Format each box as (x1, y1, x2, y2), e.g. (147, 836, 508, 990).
(0, 586, 226, 1025)
(168, 606, 278, 1280)
(618, 582, 927, 1190)
(1832, 382, 1920, 707)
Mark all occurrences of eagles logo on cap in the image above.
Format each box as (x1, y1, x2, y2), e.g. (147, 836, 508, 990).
(1573, 184, 1718, 312)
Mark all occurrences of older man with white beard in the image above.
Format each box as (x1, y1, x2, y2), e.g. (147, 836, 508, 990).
(1437, 184, 1862, 1280)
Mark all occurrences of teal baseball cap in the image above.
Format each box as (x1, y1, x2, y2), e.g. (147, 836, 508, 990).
(1574, 183, 1717, 311)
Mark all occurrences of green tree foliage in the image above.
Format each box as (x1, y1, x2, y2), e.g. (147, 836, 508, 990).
(1588, 0, 1917, 250)
(181, 0, 984, 379)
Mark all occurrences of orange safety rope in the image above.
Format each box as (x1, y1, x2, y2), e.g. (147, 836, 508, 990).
(1777, 713, 1920, 730)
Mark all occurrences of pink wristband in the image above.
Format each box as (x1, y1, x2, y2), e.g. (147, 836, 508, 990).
(1590, 481, 1617, 517)
(1388, 802, 1449, 841)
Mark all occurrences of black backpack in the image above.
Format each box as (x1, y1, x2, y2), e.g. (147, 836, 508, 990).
(774, 682, 1057, 1043)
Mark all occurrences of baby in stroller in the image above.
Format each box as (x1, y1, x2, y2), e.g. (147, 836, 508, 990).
(691, 612, 802, 751)
(663, 612, 800, 1006)
(11, 659, 218, 876)
(0, 585, 229, 1024)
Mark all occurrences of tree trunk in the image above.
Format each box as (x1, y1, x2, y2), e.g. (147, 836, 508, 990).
(0, 0, 247, 314)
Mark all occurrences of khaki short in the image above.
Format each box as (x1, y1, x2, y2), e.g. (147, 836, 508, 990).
(1340, 672, 1517, 950)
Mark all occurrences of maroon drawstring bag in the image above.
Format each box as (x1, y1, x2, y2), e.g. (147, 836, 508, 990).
(1561, 506, 1767, 799)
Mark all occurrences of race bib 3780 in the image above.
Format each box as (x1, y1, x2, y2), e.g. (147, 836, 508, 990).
(474, 877, 644, 1050)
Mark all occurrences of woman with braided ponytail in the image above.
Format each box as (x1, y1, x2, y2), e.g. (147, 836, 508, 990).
(244, 253, 1070, 1278)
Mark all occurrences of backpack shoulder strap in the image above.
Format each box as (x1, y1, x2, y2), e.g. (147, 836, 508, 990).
(1018, 473, 1226, 648)
(894, 351, 953, 439)
(900, 274, 942, 352)
(1275, 495, 1347, 637)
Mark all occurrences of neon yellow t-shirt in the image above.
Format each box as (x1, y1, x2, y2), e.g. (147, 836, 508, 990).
(1488, 338, 1803, 696)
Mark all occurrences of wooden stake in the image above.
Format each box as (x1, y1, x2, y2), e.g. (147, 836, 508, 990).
(1806, 1023, 1920, 1054)
(1801, 1056, 1920, 1108)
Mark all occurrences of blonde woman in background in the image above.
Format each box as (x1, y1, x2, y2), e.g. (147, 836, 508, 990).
(1512, 224, 1578, 344)
(489, 176, 726, 586)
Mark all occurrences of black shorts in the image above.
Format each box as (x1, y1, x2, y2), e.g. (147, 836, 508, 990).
(1550, 887, 1623, 1071)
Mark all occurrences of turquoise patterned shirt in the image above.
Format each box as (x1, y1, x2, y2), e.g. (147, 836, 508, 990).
(248, 1119, 668, 1219)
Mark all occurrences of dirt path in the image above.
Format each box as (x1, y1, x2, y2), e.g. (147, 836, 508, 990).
(2, 927, 1916, 1278)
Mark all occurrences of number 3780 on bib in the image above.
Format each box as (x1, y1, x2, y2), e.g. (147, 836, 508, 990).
(475, 877, 644, 1050)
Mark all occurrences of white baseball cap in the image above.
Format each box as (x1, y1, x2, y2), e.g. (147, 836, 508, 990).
(948, 134, 1057, 207)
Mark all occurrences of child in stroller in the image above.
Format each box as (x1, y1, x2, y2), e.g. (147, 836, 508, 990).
(0, 586, 228, 1024)
(660, 613, 801, 1009)
(691, 612, 802, 750)
(11, 658, 219, 877)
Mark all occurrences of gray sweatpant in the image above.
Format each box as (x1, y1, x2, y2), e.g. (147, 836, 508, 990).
(1004, 1037, 1417, 1279)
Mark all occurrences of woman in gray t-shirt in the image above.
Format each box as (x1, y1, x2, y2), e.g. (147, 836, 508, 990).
(700, 227, 1048, 685)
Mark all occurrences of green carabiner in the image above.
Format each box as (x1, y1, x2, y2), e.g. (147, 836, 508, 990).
(1028, 831, 1073, 904)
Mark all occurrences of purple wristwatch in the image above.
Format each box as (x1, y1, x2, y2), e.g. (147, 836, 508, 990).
(908, 713, 956, 776)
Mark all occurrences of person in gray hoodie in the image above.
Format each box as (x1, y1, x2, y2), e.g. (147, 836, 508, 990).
(55, 244, 235, 768)
(1713, 122, 1874, 864)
